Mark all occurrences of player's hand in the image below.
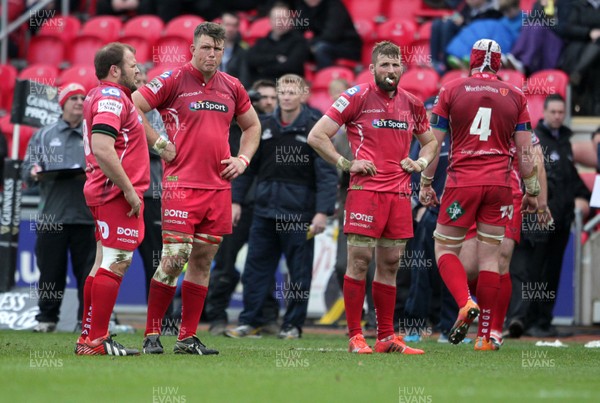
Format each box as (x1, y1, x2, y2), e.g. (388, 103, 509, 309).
(220, 157, 246, 181)
(350, 159, 377, 176)
(400, 157, 426, 173)
(310, 213, 327, 236)
(161, 142, 176, 163)
(521, 194, 538, 214)
(536, 204, 554, 227)
(30, 164, 42, 181)
(232, 203, 242, 227)
(124, 189, 142, 218)
(419, 186, 439, 207)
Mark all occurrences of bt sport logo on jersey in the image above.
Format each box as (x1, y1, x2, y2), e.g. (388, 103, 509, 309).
(372, 119, 408, 130)
(189, 100, 228, 112)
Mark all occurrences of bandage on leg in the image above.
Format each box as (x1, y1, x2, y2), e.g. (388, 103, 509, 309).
(154, 232, 193, 285)
(433, 230, 465, 248)
(376, 237, 407, 247)
(347, 233, 377, 248)
(194, 233, 223, 245)
(99, 247, 134, 276)
(476, 230, 504, 245)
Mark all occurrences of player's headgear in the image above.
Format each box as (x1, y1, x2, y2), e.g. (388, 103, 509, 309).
(469, 39, 502, 73)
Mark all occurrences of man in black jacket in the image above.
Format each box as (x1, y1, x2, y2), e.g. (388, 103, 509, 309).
(246, 2, 309, 83)
(507, 94, 590, 338)
(226, 74, 337, 339)
(220, 12, 251, 87)
(295, 0, 362, 69)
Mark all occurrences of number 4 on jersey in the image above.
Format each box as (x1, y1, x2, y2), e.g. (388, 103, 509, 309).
(470, 107, 492, 141)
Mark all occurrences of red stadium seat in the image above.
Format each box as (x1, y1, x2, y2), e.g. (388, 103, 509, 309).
(345, 0, 384, 23)
(497, 69, 525, 90)
(525, 69, 569, 98)
(37, 15, 81, 42)
(27, 35, 65, 66)
(308, 90, 334, 113)
(0, 64, 17, 112)
(416, 20, 433, 42)
(81, 15, 123, 43)
(404, 39, 431, 68)
(68, 35, 105, 65)
(399, 67, 439, 102)
(354, 69, 372, 85)
(122, 15, 164, 46)
(244, 17, 271, 46)
(377, 19, 417, 46)
(153, 36, 191, 67)
(525, 69, 569, 125)
(59, 65, 98, 93)
(439, 70, 468, 87)
(18, 64, 59, 86)
(520, 0, 537, 12)
(312, 66, 355, 91)
(525, 94, 544, 126)
(353, 19, 378, 44)
(0, 115, 37, 160)
(385, 0, 422, 20)
(120, 35, 152, 64)
(164, 15, 204, 40)
(146, 65, 179, 81)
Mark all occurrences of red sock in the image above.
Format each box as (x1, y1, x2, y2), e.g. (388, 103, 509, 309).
(438, 254, 470, 307)
(372, 281, 396, 341)
(491, 273, 512, 334)
(343, 275, 366, 339)
(89, 269, 122, 341)
(145, 279, 177, 336)
(178, 281, 208, 340)
(468, 277, 478, 299)
(476, 270, 500, 339)
(80, 276, 94, 339)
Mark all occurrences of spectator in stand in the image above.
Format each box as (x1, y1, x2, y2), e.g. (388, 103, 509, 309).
(219, 12, 251, 87)
(138, 0, 224, 22)
(507, 94, 591, 338)
(246, 2, 309, 83)
(557, 0, 600, 115)
(96, 0, 139, 17)
(503, 0, 564, 75)
(445, 0, 522, 70)
(294, 0, 362, 70)
(430, 0, 501, 74)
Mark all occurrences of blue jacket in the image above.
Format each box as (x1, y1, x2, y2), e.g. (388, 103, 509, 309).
(232, 105, 338, 222)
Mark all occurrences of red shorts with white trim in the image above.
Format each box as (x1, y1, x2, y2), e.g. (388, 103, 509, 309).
(89, 196, 145, 251)
(161, 188, 232, 236)
(438, 185, 512, 229)
(343, 190, 413, 239)
(465, 191, 523, 243)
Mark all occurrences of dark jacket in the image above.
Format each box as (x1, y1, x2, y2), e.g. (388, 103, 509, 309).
(232, 105, 337, 221)
(295, 0, 361, 49)
(246, 30, 309, 82)
(221, 35, 251, 88)
(534, 120, 591, 229)
(21, 119, 93, 225)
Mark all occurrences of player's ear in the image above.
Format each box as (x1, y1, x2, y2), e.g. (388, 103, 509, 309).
(369, 64, 375, 75)
(190, 43, 195, 56)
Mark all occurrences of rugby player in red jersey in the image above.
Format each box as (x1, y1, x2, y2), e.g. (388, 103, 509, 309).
(420, 39, 540, 351)
(76, 43, 149, 355)
(308, 41, 438, 354)
(459, 135, 550, 349)
(133, 22, 261, 355)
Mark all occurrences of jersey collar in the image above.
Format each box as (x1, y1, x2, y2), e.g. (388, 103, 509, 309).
(99, 80, 132, 98)
(371, 81, 397, 100)
(470, 72, 498, 81)
(186, 62, 218, 88)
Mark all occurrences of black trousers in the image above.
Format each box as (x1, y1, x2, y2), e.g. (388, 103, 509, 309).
(204, 206, 280, 324)
(507, 225, 572, 330)
(35, 224, 95, 323)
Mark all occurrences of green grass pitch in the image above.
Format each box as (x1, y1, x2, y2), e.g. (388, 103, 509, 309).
(1, 330, 599, 402)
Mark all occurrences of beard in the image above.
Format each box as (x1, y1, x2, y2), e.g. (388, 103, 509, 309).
(375, 74, 398, 92)
(119, 75, 138, 92)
